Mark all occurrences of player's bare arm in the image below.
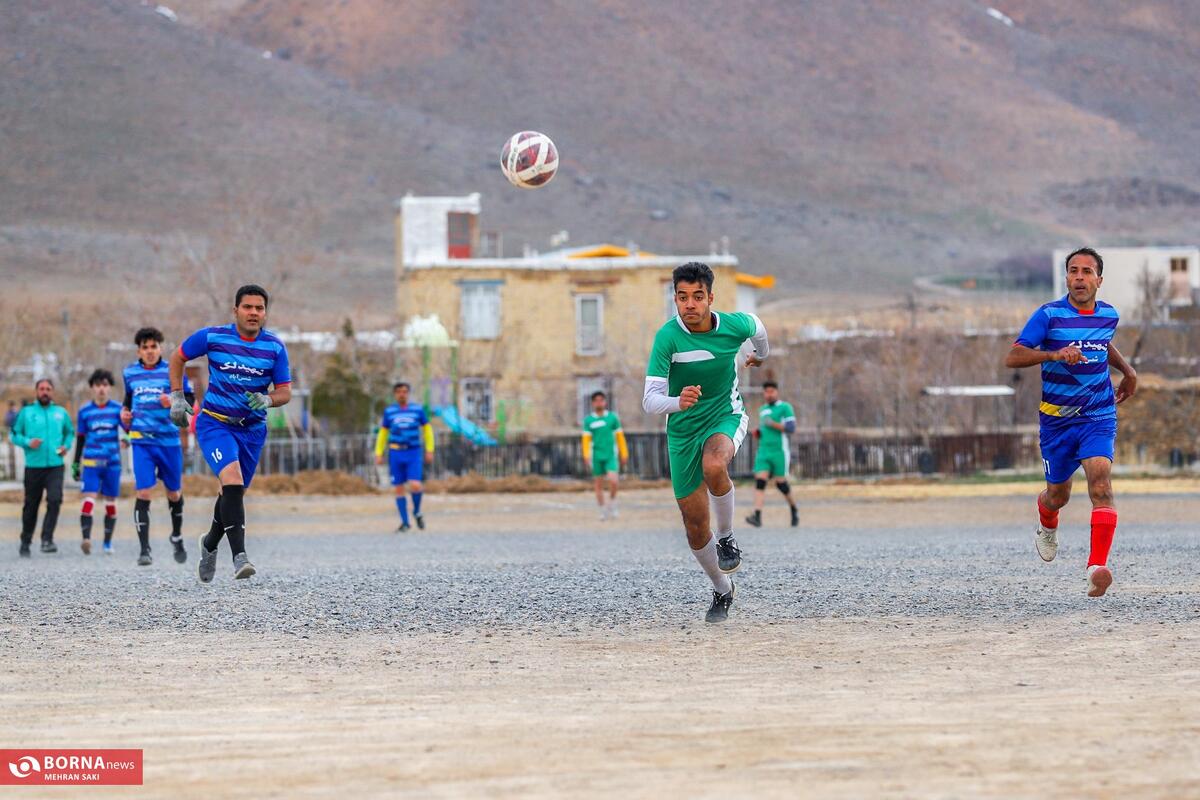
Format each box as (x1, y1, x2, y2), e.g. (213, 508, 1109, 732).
(1005, 343, 1083, 368)
(1108, 343, 1137, 404)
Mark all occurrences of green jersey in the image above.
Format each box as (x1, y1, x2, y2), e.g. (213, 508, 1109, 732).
(646, 312, 761, 445)
(757, 401, 795, 453)
(646, 311, 767, 497)
(582, 412, 621, 460)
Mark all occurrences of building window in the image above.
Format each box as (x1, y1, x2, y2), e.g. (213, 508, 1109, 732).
(575, 293, 604, 355)
(460, 282, 501, 340)
(664, 281, 677, 320)
(461, 378, 494, 423)
(577, 376, 613, 421)
(447, 212, 474, 259)
(1170, 257, 1188, 274)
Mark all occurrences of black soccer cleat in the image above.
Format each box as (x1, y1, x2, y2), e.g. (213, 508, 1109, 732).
(705, 582, 735, 623)
(19, 543, 31, 558)
(171, 536, 187, 564)
(137, 549, 153, 566)
(396, 523, 411, 534)
(716, 535, 741, 574)
(790, 505, 800, 527)
(40, 540, 58, 554)
(744, 510, 762, 528)
(414, 513, 425, 530)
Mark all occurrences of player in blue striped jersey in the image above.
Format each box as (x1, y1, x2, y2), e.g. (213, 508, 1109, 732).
(121, 327, 193, 566)
(1006, 247, 1137, 598)
(72, 369, 125, 555)
(169, 284, 291, 582)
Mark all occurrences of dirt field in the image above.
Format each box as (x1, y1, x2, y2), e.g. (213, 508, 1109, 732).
(3, 482, 1199, 798)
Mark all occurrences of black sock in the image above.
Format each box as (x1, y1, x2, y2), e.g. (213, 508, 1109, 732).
(169, 497, 185, 540)
(219, 485, 246, 560)
(103, 513, 116, 544)
(134, 498, 151, 552)
(81, 514, 93, 540)
(202, 496, 223, 552)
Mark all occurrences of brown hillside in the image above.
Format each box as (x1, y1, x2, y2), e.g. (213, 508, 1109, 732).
(3, 0, 1200, 321)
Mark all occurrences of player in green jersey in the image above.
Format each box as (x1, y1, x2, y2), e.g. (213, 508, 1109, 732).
(745, 381, 799, 528)
(581, 391, 628, 521)
(643, 262, 769, 623)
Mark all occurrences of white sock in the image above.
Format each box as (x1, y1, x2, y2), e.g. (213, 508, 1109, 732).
(692, 535, 732, 594)
(709, 487, 735, 538)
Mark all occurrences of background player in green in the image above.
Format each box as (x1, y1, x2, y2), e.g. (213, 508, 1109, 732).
(745, 380, 799, 528)
(581, 390, 628, 521)
(643, 262, 769, 623)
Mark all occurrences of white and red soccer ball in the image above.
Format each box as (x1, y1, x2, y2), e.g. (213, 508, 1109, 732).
(500, 131, 558, 189)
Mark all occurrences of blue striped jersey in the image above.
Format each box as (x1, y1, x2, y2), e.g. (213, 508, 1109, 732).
(381, 403, 429, 448)
(77, 401, 122, 463)
(123, 359, 190, 445)
(1015, 296, 1119, 428)
(180, 324, 290, 426)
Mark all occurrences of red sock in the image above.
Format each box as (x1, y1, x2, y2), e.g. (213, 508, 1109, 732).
(105, 504, 117, 518)
(1037, 496, 1059, 529)
(1089, 507, 1118, 567)
(81, 498, 95, 516)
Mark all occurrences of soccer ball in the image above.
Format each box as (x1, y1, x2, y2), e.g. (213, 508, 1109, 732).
(500, 131, 558, 189)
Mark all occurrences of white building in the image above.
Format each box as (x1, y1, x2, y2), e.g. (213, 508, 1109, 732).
(1052, 246, 1199, 321)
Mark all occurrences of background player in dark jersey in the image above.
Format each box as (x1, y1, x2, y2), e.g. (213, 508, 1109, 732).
(169, 284, 291, 582)
(73, 369, 124, 555)
(374, 381, 435, 532)
(1006, 247, 1137, 598)
(121, 327, 193, 566)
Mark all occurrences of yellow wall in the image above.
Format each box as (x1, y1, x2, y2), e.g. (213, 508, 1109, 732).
(398, 263, 743, 432)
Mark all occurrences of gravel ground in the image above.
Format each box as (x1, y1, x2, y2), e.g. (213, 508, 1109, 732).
(2, 487, 1199, 797)
(3, 492, 1198, 633)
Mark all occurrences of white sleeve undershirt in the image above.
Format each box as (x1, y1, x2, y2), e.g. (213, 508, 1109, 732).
(748, 313, 769, 360)
(642, 376, 681, 415)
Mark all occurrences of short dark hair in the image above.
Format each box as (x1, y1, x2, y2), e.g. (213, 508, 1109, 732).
(235, 284, 270, 308)
(134, 327, 164, 347)
(393, 381, 410, 391)
(88, 369, 115, 387)
(762, 381, 778, 390)
(590, 390, 606, 401)
(1065, 247, 1104, 276)
(672, 262, 715, 292)
(35, 378, 53, 389)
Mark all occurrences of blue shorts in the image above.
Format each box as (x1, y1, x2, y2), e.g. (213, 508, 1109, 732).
(1039, 417, 1117, 484)
(132, 444, 183, 492)
(195, 413, 267, 487)
(388, 447, 424, 485)
(81, 462, 122, 497)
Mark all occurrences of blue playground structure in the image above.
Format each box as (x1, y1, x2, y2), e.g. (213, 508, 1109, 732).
(434, 405, 497, 446)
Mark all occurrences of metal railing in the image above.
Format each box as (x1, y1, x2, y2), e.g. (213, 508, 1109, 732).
(184, 433, 379, 481)
(0, 429, 1041, 485)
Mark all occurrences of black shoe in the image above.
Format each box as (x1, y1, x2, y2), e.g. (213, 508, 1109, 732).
(744, 511, 762, 528)
(414, 513, 425, 530)
(40, 540, 58, 554)
(137, 549, 153, 566)
(790, 506, 800, 527)
(171, 536, 187, 564)
(19, 543, 31, 558)
(716, 535, 741, 574)
(705, 582, 735, 623)
(396, 523, 411, 533)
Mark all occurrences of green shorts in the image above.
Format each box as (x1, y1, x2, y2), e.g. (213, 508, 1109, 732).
(592, 454, 619, 477)
(668, 413, 749, 499)
(753, 448, 788, 478)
